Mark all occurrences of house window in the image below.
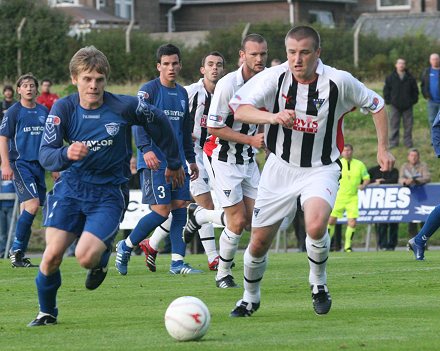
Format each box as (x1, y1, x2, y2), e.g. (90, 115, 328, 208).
(377, 0, 411, 10)
(99, 0, 106, 7)
(115, 0, 132, 19)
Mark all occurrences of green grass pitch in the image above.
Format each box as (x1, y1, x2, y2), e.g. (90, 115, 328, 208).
(1, 250, 440, 351)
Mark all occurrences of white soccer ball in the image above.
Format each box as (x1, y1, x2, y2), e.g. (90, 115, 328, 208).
(164, 296, 211, 341)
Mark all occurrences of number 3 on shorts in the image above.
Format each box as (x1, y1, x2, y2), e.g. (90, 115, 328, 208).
(157, 185, 166, 199)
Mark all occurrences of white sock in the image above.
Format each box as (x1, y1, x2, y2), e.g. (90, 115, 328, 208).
(306, 232, 330, 286)
(243, 248, 267, 303)
(149, 215, 172, 251)
(125, 237, 134, 248)
(216, 227, 241, 280)
(199, 223, 218, 262)
(171, 253, 184, 262)
(195, 208, 226, 227)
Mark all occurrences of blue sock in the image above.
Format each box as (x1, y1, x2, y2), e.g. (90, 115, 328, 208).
(415, 204, 440, 245)
(36, 269, 61, 317)
(98, 247, 111, 268)
(171, 259, 183, 268)
(11, 210, 35, 252)
(128, 211, 168, 246)
(170, 208, 187, 257)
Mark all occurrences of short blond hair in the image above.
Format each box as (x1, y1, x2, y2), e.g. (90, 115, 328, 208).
(69, 46, 110, 78)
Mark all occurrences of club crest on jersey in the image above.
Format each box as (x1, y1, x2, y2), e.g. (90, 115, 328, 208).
(223, 190, 231, 197)
(137, 91, 149, 100)
(368, 97, 380, 110)
(105, 122, 120, 137)
(46, 115, 61, 126)
(313, 98, 325, 110)
(253, 208, 260, 217)
(209, 114, 222, 122)
(180, 100, 186, 110)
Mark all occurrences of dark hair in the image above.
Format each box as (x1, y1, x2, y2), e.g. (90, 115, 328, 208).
(156, 44, 181, 63)
(285, 26, 321, 51)
(408, 148, 419, 155)
(41, 78, 53, 85)
(201, 51, 225, 66)
(3, 85, 13, 94)
(16, 73, 39, 89)
(241, 33, 266, 51)
(344, 143, 353, 150)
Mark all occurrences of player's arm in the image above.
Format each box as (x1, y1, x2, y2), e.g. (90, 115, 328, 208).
(39, 103, 88, 171)
(234, 104, 296, 130)
(372, 108, 395, 172)
(182, 100, 198, 180)
(0, 136, 12, 180)
(208, 124, 265, 149)
(134, 95, 184, 187)
(134, 125, 160, 171)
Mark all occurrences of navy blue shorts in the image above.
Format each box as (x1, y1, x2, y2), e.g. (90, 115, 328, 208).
(140, 168, 190, 205)
(11, 160, 46, 204)
(43, 175, 128, 247)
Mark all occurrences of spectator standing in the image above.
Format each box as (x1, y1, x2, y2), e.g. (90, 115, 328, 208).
(420, 53, 440, 128)
(36, 79, 59, 110)
(328, 144, 370, 252)
(399, 148, 431, 238)
(1, 85, 16, 120)
(383, 58, 418, 148)
(368, 164, 399, 250)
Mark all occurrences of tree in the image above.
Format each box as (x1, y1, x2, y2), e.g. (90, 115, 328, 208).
(0, 0, 72, 83)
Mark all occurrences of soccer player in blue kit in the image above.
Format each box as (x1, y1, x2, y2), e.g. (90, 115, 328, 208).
(27, 46, 184, 326)
(0, 74, 49, 268)
(115, 44, 201, 275)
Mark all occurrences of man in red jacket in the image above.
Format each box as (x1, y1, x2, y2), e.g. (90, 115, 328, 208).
(36, 79, 59, 110)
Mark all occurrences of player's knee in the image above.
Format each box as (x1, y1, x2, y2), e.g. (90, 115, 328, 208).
(306, 221, 328, 239)
(40, 251, 63, 274)
(23, 201, 39, 215)
(75, 251, 98, 269)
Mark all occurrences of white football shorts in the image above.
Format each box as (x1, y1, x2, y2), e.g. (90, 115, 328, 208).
(189, 148, 211, 197)
(252, 153, 341, 228)
(203, 152, 260, 207)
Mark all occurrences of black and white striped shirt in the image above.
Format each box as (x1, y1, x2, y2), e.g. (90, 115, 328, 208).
(229, 60, 384, 167)
(205, 65, 258, 164)
(185, 79, 211, 150)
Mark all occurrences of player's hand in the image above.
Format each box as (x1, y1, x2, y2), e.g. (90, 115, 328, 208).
(165, 166, 185, 189)
(377, 148, 395, 172)
(51, 172, 60, 182)
(192, 133, 197, 142)
(272, 109, 296, 128)
(67, 142, 89, 161)
(250, 133, 265, 149)
(1, 164, 13, 180)
(144, 151, 160, 171)
(189, 163, 199, 181)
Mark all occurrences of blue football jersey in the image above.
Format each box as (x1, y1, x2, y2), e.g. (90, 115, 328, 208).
(135, 78, 195, 171)
(0, 102, 48, 161)
(39, 92, 182, 185)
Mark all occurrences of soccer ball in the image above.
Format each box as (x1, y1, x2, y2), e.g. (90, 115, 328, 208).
(164, 296, 211, 341)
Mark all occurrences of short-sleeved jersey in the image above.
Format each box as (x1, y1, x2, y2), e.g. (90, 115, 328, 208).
(185, 79, 211, 150)
(338, 158, 370, 197)
(0, 102, 48, 161)
(229, 60, 385, 168)
(134, 78, 195, 171)
(204, 65, 258, 164)
(39, 92, 182, 185)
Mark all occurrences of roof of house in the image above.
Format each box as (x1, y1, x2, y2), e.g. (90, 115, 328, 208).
(354, 12, 440, 39)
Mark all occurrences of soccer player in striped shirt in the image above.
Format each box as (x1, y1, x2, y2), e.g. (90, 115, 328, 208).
(186, 34, 267, 289)
(228, 26, 395, 317)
